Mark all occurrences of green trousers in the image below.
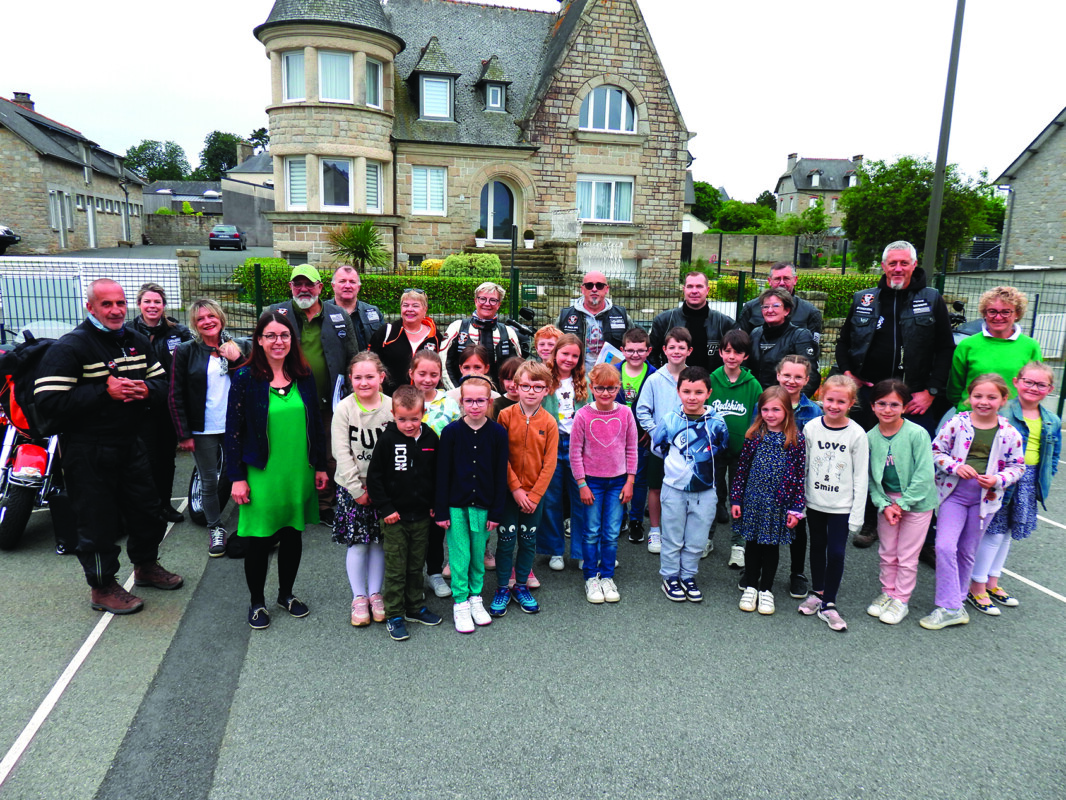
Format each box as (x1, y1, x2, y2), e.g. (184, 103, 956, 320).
(382, 517, 430, 620)
(446, 507, 490, 604)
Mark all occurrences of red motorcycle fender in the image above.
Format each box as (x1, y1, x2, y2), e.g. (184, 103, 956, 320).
(11, 443, 49, 478)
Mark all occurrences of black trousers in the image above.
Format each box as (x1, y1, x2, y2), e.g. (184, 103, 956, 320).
(139, 404, 179, 507)
(63, 436, 166, 587)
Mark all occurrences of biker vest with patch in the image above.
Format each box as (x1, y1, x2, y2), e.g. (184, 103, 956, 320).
(455, 318, 516, 367)
(846, 285, 941, 384)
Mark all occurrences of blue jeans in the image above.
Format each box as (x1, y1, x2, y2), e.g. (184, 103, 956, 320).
(626, 446, 649, 523)
(537, 437, 583, 559)
(579, 475, 625, 580)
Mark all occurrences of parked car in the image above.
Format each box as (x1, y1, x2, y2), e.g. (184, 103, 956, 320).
(208, 225, 246, 251)
(0, 225, 20, 256)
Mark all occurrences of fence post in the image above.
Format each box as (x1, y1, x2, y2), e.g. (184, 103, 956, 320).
(751, 236, 758, 277)
(253, 263, 263, 318)
(717, 233, 723, 277)
(840, 240, 849, 275)
(510, 226, 518, 319)
(793, 236, 800, 266)
(1029, 294, 1039, 337)
(735, 271, 746, 321)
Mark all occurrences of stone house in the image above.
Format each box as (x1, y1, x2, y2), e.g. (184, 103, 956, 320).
(0, 93, 145, 254)
(775, 153, 863, 230)
(253, 0, 692, 282)
(223, 152, 276, 248)
(993, 105, 1066, 269)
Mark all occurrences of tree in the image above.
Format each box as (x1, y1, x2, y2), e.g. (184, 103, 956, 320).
(840, 155, 987, 266)
(123, 140, 190, 182)
(715, 200, 774, 232)
(755, 190, 777, 210)
(249, 127, 269, 154)
(189, 131, 245, 180)
(691, 180, 723, 225)
(327, 221, 390, 271)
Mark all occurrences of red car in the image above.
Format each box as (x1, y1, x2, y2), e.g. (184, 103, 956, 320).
(208, 225, 246, 251)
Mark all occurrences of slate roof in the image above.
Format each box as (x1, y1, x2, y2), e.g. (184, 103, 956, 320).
(476, 55, 510, 86)
(227, 152, 273, 174)
(993, 105, 1066, 184)
(254, 0, 403, 49)
(0, 97, 145, 184)
(776, 157, 857, 193)
(385, 0, 555, 148)
(145, 180, 223, 196)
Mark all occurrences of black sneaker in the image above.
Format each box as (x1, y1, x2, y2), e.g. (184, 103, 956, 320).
(277, 595, 310, 617)
(627, 519, 644, 543)
(318, 507, 335, 529)
(160, 504, 184, 524)
(248, 604, 270, 629)
(404, 606, 442, 626)
(386, 616, 410, 641)
(789, 573, 809, 599)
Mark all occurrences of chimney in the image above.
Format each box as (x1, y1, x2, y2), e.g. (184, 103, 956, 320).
(851, 154, 863, 164)
(237, 140, 254, 164)
(12, 91, 35, 112)
(787, 152, 798, 171)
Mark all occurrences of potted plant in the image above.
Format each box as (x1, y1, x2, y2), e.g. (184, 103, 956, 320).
(327, 220, 391, 271)
(523, 229, 535, 249)
(475, 228, 487, 247)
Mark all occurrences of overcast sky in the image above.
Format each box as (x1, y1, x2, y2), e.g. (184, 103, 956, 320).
(3, 0, 1063, 201)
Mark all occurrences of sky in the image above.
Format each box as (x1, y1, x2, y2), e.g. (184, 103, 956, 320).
(3, 0, 1063, 201)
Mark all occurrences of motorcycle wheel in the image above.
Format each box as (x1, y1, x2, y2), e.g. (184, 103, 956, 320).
(0, 484, 37, 550)
(186, 450, 231, 528)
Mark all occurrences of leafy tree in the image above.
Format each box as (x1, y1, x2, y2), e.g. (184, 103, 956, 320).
(715, 200, 774, 232)
(189, 131, 245, 180)
(691, 180, 723, 225)
(755, 190, 777, 210)
(840, 155, 987, 266)
(249, 127, 270, 154)
(124, 140, 190, 182)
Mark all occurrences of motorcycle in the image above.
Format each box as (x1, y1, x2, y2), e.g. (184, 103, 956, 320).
(187, 445, 231, 528)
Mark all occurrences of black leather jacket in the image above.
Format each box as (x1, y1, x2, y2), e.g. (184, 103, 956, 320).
(750, 321, 820, 395)
(649, 304, 734, 371)
(737, 295, 823, 355)
(168, 335, 250, 439)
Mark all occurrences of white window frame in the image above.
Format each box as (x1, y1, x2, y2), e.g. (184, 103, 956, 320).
(320, 157, 353, 211)
(809, 197, 817, 209)
(366, 160, 382, 213)
(419, 76, 452, 120)
(486, 84, 504, 111)
(811, 173, 820, 188)
(579, 86, 636, 133)
(831, 198, 838, 213)
(846, 174, 858, 188)
(76, 194, 85, 210)
(282, 51, 305, 102)
(411, 165, 446, 215)
(95, 197, 104, 212)
(366, 58, 383, 109)
(789, 197, 795, 212)
(286, 156, 307, 210)
(318, 50, 353, 103)
(576, 174, 634, 223)
(105, 199, 113, 213)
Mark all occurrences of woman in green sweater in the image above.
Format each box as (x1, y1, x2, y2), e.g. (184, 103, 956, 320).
(947, 286, 1042, 410)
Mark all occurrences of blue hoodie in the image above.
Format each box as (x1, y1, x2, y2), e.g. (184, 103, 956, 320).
(651, 406, 730, 493)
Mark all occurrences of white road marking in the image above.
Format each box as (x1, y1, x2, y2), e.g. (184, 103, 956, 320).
(1037, 514, 1066, 531)
(1002, 568, 1066, 603)
(0, 500, 187, 788)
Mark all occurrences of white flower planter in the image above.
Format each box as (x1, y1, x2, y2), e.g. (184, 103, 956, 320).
(523, 239, 534, 249)
(475, 238, 486, 248)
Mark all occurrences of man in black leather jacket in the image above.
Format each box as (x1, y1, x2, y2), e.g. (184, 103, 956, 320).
(649, 271, 734, 372)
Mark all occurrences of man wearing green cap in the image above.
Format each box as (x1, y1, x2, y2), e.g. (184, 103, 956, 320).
(268, 264, 359, 527)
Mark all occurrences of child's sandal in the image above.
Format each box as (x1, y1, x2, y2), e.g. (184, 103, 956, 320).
(987, 585, 1019, 607)
(966, 591, 1001, 616)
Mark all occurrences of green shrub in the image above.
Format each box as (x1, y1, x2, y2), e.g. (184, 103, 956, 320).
(795, 274, 880, 318)
(439, 253, 502, 279)
(181, 201, 195, 215)
(707, 275, 759, 302)
(230, 258, 335, 304)
(358, 276, 487, 317)
(155, 207, 174, 215)
(420, 259, 445, 276)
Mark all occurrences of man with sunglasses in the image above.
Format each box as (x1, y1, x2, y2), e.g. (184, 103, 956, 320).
(441, 281, 522, 388)
(557, 271, 631, 371)
(648, 271, 734, 373)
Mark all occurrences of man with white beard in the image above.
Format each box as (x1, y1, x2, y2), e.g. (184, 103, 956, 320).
(268, 264, 358, 526)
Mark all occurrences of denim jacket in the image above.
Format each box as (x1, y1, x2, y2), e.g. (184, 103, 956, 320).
(1001, 397, 1061, 508)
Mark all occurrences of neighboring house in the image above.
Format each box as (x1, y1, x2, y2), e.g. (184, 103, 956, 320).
(682, 172, 707, 233)
(0, 92, 145, 254)
(143, 181, 224, 215)
(994, 105, 1066, 269)
(775, 153, 862, 229)
(253, 0, 692, 281)
(223, 151, 275, 247)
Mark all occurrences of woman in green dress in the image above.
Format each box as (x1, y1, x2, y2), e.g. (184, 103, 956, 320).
(225, 310, 328, 630)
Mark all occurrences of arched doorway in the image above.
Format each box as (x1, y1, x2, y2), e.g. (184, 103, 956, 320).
(479, 180, 515, 242)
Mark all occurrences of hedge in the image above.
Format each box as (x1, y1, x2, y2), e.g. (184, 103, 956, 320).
(439, 253, 502, 279)
(795, 274, 880, 318)
(231, 259, 336, 304)
(358, 276, 486, 316)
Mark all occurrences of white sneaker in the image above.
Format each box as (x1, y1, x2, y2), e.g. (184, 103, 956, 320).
(757, 590, 776, 615)
(647, 532, 661, 554)
(728, 545, 745, 569)
(880, 598, 909, 625)
(866, 592, 891, 618)
(549, 555, 565, 571)
(428, 574, 452, 598)
(469, 595, 492, 626)
(701, 539, 714, 558)
(739, 586, 758, 612)
(453, 600, 474, 634)
(599, 577, 620, 602)
(585, 576, 605, 604)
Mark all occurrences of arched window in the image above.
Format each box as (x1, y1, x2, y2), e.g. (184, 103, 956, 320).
(579, 85, 636, 133)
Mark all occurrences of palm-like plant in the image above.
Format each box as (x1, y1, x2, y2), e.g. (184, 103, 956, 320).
(327, 220, 390, 271)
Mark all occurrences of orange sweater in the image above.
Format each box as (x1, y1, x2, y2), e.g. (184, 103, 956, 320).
(497, 403, 559, 504)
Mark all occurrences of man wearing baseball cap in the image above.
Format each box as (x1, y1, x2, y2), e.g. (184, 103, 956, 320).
(268, 264, 359, 527)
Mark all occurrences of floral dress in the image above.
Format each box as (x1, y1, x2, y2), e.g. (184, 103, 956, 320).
(731, 431, 806, 545)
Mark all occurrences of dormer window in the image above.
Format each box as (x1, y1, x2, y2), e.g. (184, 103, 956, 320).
(580, 86, 636, 133)
(486, 83, 504, 111)
(420, 76, 452, 120)
(846, 174, 858, 188)
(811, 172, 820, 188)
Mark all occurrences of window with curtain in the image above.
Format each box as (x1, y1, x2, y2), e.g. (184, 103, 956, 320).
(366, 59, 382, 108)
(412, 166, 446, 215)
(286, 157, 307, 209)
(576, 175, 633, 222)
(319, 51, 352, 102)
(420, 76, 451, 119)
(322, 159, 352, 209)
(578, 86, 636, 133)
(366, 161, 381, 212)
(282, 51, 305, 102)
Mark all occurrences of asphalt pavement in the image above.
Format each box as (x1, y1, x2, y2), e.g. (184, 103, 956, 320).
(0, 453, 1064, 799)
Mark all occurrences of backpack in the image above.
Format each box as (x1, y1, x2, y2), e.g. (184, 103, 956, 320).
(0, 333, 62, 439)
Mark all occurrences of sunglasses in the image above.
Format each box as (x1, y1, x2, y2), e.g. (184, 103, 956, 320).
(403, 287, 427, 295)
(582, 282, 607, 290)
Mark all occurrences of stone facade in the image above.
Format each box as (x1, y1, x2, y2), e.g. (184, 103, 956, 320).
(775, 154, 862, 229)
(145, 215, 219, 246)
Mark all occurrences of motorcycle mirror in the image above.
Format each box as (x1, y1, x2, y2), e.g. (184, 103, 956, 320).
(952, 300, 965, 311)
(519, 307, 535, 322)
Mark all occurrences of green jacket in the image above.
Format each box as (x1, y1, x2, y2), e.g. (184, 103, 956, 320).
(709, 366, 761, 456)
(866, 419, 937, 513)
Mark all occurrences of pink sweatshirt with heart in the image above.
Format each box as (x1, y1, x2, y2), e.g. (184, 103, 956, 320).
(570, 402, 639, 481)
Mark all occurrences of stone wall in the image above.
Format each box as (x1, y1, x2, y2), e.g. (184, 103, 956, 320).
(146, 214, 220, 246)
(0, 128, 48, 253)
(1002, 126, 1066, 268)
(691, 234, 800, 266)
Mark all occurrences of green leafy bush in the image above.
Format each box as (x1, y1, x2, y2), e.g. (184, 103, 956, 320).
(358, 276, 486, 317)
(795, 274, 880, 318)
(439, 253, 502, 279)
(155, 207, 174, 215)
(181, 201, 195, 215)
(230, 258, 335, 304)
(707, 275, 759, 302)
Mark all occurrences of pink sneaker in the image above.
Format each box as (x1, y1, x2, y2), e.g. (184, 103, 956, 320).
(526, 571, 540, 589)
(797, 594, 821, 616)
(351, 596, 370, 627)
(369, 593, 385, 623)
(817, 605, 848, 631)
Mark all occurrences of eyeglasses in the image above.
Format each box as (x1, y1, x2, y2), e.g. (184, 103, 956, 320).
(461, 397, 489, 407)
(873, 401, 903, 410)
(761, 303, 784, 311)
(592, 385, 619, 394)
(403, 287, 427, 295)
(623, 347, 648, 356)
(1019, 378, 1051, 391)
(517, 383, 548, 393)
(475, 296, 501, 305)
(582, 282, 607, 290)
(260, 332, 291, 342)
(984, 309, 1015, 319)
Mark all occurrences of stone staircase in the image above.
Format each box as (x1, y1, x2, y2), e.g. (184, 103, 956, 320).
(463, 244, 562, 282)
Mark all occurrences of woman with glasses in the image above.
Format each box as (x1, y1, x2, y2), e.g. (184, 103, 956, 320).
(225, 311, 328, 629)
(748, 288, 819, 395)
(946, 286, 1042, 411)
(441, 282, 522, 388)
(369, 288, 442, 395)
(169, 299, 249, 556)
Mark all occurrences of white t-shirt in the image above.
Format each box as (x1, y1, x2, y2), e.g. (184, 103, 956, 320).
(196, 356, 230, 435)
(555, 376, 576, 435)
